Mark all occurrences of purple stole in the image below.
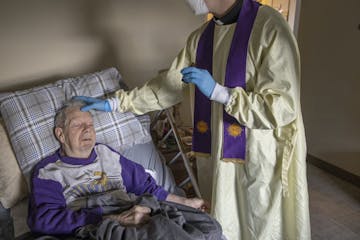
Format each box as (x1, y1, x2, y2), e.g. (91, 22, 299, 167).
(192, 0, 259, 161)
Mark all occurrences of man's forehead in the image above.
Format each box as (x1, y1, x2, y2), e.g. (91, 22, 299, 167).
(66, 107, 92, 120)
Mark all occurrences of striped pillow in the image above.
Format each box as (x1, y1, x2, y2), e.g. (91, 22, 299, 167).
(0, 68, 151, 183)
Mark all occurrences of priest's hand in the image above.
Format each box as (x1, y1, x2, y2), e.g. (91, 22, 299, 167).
(181, 67, 216, 98)
(73, 96, 118, 112)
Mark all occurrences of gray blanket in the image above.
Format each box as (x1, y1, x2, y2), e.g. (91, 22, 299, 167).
(33, 194, 222, 240)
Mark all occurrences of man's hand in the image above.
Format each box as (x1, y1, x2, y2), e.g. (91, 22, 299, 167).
(103, 205, 151, 226)
(72, 96, 112, 112)
(185, 197, 210, 212)
(166, 193, 210, 212)
(181, 67, 216, 98)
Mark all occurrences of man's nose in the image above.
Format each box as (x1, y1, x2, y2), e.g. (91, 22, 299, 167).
(83, 124, 93, 132)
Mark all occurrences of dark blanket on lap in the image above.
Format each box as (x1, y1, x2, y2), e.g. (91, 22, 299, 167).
(32, 194, 222, 240)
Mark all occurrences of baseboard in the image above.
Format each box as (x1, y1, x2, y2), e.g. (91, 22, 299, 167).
(307, 154, 360, 188)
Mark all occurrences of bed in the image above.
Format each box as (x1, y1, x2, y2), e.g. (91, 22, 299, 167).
(0, 68, 187, 239)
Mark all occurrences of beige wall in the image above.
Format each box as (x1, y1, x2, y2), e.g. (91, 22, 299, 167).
(1, 0, 359, 176)
(0, 0, 202, 92)
(298, 0, 360, 176)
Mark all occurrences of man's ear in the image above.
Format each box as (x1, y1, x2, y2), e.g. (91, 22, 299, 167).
(55, 127, 65, 144)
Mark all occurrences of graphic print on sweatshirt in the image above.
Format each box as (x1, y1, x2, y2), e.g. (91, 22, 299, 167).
(37, 145, 127, 205)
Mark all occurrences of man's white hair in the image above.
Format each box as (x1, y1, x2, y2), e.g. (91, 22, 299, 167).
(54, 99, 88, 128)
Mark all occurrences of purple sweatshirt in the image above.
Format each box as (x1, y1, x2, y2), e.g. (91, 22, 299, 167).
(27, 143, 168, 235)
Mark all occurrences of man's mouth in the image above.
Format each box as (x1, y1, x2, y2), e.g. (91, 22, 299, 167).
(82, 138, 93, 142)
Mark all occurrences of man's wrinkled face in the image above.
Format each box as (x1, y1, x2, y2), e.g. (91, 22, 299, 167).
(56, 107, 96, 158)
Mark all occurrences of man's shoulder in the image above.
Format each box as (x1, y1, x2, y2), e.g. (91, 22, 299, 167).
(32, 150, 60, 175)
(186, 21, 210, 45)
(255, 5, 291, 33)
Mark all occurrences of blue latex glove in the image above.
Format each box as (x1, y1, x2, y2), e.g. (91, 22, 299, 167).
(181, 67, 216, 98)
(72, 96, 112, 112)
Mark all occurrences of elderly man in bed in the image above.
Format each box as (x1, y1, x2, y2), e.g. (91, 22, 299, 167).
(27, 99, 222, 240)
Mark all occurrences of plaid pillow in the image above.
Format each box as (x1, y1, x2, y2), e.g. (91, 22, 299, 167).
(0, 68, 151, 182)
